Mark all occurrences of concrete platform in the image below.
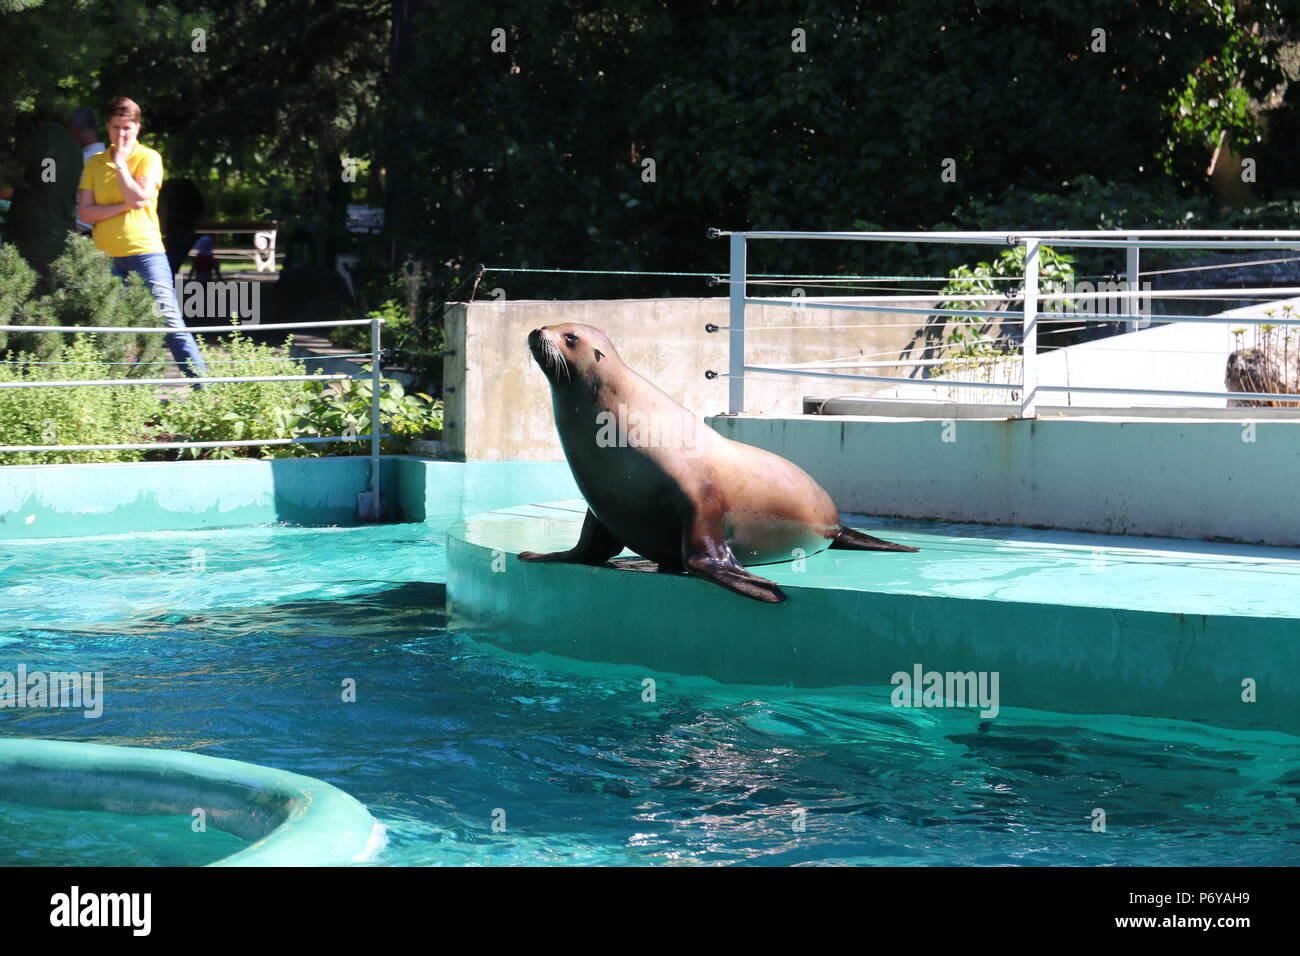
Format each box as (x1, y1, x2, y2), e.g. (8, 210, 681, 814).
(447, 501, 1300, 734)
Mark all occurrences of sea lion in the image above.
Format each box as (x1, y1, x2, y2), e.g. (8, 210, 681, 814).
(518, 323, 918, 602)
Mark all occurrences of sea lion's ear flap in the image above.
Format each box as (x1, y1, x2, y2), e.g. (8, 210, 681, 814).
(594, 349, 605, 362)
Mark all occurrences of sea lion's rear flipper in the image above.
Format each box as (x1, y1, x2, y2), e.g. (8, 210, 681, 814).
(831, 526, 919, 553)
(683, 517, 788, 603)
(519, 510, 625, 565)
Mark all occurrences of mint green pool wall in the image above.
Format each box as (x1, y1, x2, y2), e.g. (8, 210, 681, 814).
(446, 503, 1300, 736)
(708, 415, 1300, 549)
(0, 738, 384, 866)
(0, 456, 579, 539)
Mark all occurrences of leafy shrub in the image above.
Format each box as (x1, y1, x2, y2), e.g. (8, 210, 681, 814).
(930, 245, 1078, 366)
(0, 336, 161, 464)
(156, 335, 441, 459)
(156, 332, 319, 458)
(289, 367, 442, 456)
(0, 234, 165, 372)
(0, 245, 58, 361)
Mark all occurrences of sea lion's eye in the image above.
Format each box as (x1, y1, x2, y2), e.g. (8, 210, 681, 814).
(564, 332, 579, 347)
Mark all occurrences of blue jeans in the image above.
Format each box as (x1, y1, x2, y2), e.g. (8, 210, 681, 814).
(111, 252, 209, 382)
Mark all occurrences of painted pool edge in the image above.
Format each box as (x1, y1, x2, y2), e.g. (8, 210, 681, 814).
(0, 456, 580, 539)
(445, 507, 1300, 736)
(0, 738, 384, 867)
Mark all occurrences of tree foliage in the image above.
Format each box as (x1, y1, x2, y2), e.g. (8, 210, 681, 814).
(382, 0, 1300, 298)
(3, 0, 1299, 303)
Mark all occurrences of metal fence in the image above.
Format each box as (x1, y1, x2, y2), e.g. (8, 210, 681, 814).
(0, 317, 388, 519)
(707, 228, 1300, 417)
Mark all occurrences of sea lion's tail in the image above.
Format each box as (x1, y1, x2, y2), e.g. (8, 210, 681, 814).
(831, 527, 919, 553)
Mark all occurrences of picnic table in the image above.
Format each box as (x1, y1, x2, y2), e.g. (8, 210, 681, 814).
(191, 221, 281, 273)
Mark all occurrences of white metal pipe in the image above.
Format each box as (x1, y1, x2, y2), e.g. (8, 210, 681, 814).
(1033, 287, 1300, 300)
(1126, 238, 1143, 332)
(746, 293, 993, 302)
(741, 365, 1020, 390)
(748, 288, 1300, 302)
(1038, 384, 1300, 402)
(0, 374, 349, 389)
(729, 234, 747, 414)
(1020, 239, 1040, 418)
(721, 231, 1017, 244)
(743, 297, 1011, 320)
(1036, 311, 1300, 326)
(1032, 238, 1300, 250)
(749, 357, 973, 369)
(369, 317, 382, 519)
(742, 296, 1300, 326)
(0, 319, 383, 335)
(715, 228, 1300, 239)
(0, 434, 384, 453)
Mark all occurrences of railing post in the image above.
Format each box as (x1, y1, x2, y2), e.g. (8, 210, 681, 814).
(369, 316, 382, 519)
(1126, 236, 1143, 331)
(1019, 239, 1040, 419)
(728, 233, 746, 414)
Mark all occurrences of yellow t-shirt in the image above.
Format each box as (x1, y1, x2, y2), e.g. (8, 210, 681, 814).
(77, 144, 165, 258)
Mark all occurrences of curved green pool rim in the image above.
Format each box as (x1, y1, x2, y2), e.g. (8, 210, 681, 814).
(0, 738, 386, 867)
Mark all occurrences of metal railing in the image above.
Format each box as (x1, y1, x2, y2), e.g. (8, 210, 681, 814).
(707, 228, 1300, 417)
(0, 317, 388, 520)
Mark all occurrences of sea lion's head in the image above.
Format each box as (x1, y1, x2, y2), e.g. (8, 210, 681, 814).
(528, 323, 620, 387)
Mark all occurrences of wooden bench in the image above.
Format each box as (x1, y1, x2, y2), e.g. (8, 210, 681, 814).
(191, 221, 281, 273)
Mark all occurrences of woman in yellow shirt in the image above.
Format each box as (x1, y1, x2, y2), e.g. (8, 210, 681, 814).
(78, 97, 208, 383)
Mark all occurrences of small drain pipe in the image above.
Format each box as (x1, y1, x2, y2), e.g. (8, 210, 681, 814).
(358, 316, 385, 522)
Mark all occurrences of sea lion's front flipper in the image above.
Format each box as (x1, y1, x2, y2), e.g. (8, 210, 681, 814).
(682, 517, 788, 603)
(686, 558, 788, 603)
(831, 526, 919, 553)
(519, 509, 625, 565)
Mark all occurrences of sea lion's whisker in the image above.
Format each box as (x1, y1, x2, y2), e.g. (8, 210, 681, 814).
(547, 340, 571, 382)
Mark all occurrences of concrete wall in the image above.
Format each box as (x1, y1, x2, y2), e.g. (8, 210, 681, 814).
(708, 414, 1300, 547)
(443, 297, 937, 460)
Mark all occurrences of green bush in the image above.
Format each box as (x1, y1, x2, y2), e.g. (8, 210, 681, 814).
(0, 235, 165, 371)
(289, 367, 442, 456)
(156, 332, 320, 458)
(932, 245, 1078, 362)
(156, 336, 441, 459)
(0, 336, 161, 464)
(0, 245, 58, 361)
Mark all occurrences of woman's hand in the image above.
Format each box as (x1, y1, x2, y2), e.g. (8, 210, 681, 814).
(114, 126, 134, 160)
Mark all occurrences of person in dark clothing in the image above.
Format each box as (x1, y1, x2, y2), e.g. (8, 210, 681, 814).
(4, 105, 83, 282)
(159, 177, 205, 279)
(189, 234, 220, 283)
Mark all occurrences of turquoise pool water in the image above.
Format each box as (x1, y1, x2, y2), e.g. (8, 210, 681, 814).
(1, 523, 1297, 866)
(0, 801, 245, 867)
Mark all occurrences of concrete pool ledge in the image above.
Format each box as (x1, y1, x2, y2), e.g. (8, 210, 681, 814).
(0, 738, 385, 866)
(447, 501, 1300, 735)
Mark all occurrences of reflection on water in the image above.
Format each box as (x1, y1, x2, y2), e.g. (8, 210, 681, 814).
(1, 524, 1297, 866)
